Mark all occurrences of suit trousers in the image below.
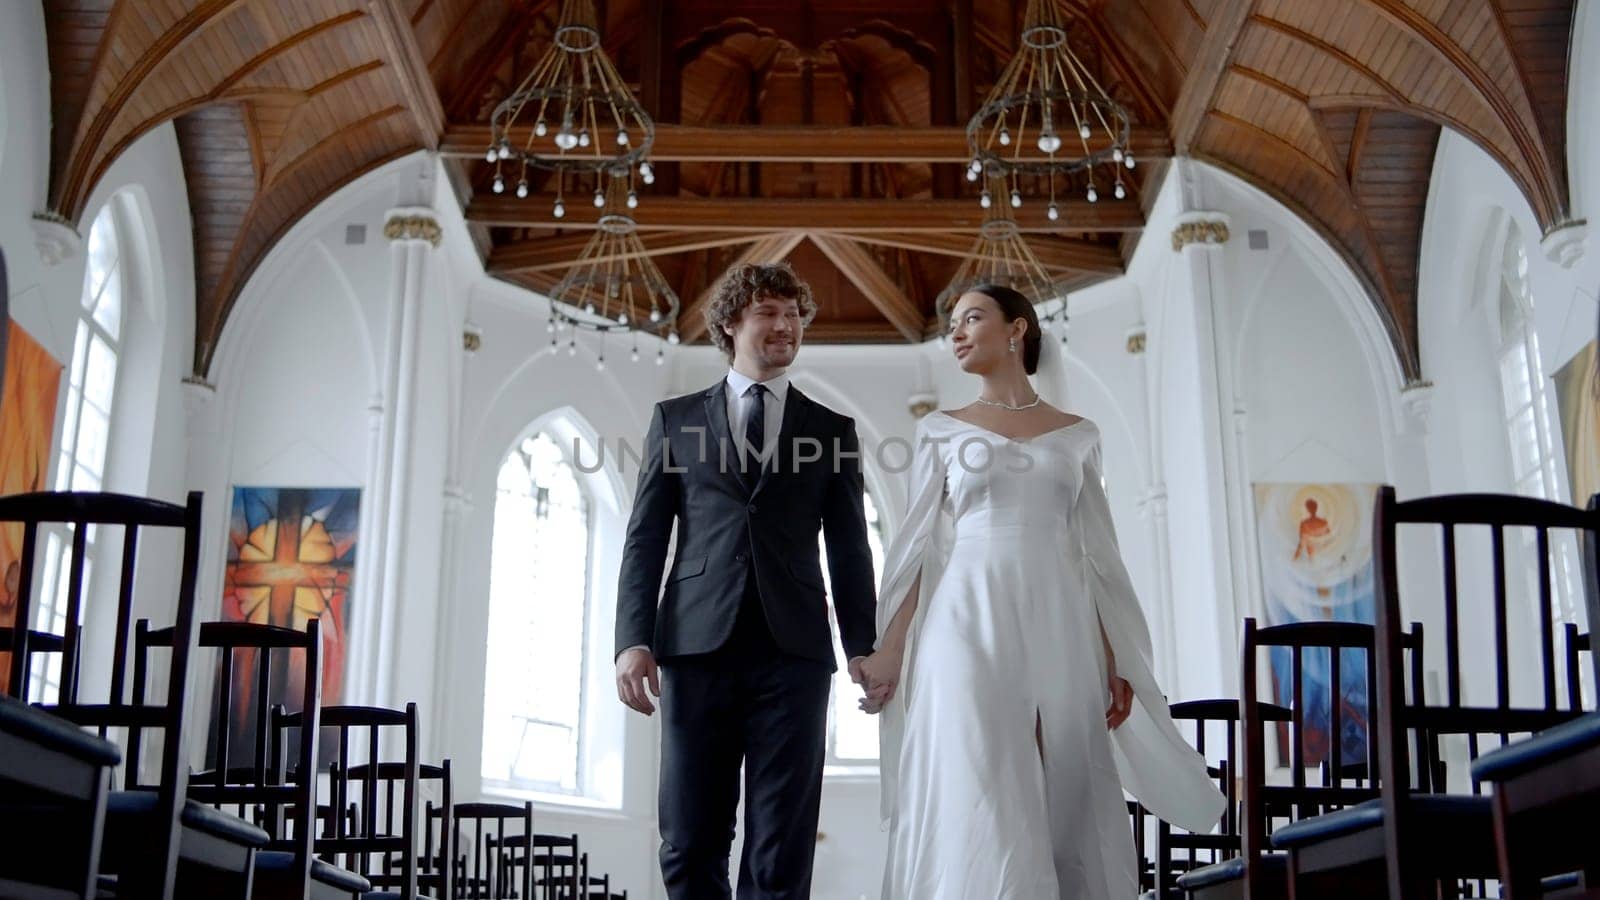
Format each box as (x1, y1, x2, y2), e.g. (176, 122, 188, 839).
(657, 567, 832, 900)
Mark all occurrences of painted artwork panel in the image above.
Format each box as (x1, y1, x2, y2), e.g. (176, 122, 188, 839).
(0, 321, 64, 696)
(213, 487, 358, 767)
(1253, 483, 1379, 768)
(1553, 341, 1600, 507)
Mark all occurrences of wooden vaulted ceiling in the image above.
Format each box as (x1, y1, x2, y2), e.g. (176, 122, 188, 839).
(40, 0, 1578, 379)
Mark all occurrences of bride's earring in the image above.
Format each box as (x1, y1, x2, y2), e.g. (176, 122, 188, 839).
(1008, 337, 1016, 353)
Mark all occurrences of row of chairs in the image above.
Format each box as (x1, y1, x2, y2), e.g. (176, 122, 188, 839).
(1131, 486, 1600, 899)
(0, 490, 631, 899)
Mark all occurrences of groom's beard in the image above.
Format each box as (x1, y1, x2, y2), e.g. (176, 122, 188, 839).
(753, 336, 797, 369)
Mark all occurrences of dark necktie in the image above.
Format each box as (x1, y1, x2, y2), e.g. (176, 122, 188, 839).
(743, 383, 767, 489)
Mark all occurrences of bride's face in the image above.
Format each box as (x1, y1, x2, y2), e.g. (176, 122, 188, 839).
(947, 292, 1023, 375)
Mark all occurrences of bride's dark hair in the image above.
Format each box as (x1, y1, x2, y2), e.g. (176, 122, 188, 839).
(965, 283, 1043, 375)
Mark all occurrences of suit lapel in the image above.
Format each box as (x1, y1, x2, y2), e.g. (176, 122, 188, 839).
(702, 380, 746, 494)
(753, 386, 812, 498)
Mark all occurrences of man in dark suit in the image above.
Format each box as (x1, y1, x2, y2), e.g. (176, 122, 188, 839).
(615, 262, 878, 900)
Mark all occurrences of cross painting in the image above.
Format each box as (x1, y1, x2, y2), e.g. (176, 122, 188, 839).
(0, 319, 64, 697)
(1252, 483, 1379, 769)
(214, 487, 359, 768)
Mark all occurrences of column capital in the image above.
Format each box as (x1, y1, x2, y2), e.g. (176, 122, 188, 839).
(1398, 379, 1434, 436)
(32, 212, 82, 267)
(1124, 326, 1147, 355)
(383, 208, 442, 247)
(1539, 218, 1587, 269)
(1170, 212, 1231, 252)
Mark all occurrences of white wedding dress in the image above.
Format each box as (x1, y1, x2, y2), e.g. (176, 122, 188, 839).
(876, 412, 1224, 899)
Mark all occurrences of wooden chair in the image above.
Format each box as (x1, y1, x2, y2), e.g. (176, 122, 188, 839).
(342, 758, 454, 898)
(1179, 618, 1423, 900)
(1272, 487, 1598, 899)
(133, 616, 370, 899)
(523, 833, 581, 900)
(450, 801, 536, 898)
(1151, 698, 1289, 897)
(0, 692, 121, 898)
(0, 490, 268, 898)
(276, 701, 432, 899)
(1562, 625, 1590, 709)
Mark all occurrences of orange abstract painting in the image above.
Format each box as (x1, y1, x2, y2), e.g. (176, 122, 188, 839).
(0, 320, 63, 695)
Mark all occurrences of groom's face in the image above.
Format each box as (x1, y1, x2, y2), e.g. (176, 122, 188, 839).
(727, 294, 803, 370)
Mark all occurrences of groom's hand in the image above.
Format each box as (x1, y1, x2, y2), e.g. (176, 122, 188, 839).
(616, 648, 661, 716)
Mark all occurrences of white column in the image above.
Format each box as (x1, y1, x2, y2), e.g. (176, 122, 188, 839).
(355, 210, 441, 707)
(1156, 199, 1240, 698)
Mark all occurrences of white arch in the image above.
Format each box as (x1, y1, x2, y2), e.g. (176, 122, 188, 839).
(499, 405, 627, 518)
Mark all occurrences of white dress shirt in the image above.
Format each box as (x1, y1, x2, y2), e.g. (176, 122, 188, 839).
(724, 367, 789, 469)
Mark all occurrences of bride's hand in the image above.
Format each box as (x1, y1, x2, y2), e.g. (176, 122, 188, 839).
(855, 649, 902, 713)
(1106, 674, 1133, 730)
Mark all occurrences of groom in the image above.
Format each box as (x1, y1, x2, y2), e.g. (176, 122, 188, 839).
(615, 262, 879, 899)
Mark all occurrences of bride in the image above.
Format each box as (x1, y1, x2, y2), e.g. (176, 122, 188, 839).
(856, 285, 1224, 898)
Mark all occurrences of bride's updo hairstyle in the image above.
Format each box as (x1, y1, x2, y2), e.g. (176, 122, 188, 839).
(965, 283, 1043, 375)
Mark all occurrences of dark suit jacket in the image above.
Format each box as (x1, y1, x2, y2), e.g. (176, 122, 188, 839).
(614, 379, 878, 667)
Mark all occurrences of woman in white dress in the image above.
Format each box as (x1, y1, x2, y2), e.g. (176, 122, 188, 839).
(856, 285, 1224, 899)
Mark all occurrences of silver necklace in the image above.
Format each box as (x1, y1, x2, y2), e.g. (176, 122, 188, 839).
(973, 393, 1041, 411)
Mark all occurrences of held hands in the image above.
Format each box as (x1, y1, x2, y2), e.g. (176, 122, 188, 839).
(852, 650, 901, 715)
(1106, 668, 1133, 730)
(616, 647, 661, 716)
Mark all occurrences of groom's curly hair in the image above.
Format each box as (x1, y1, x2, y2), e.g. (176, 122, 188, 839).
(704, 262, 819, 361)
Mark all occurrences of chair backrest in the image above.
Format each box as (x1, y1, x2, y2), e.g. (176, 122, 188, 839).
(0, 490, 205, 899)
(1240, 616, 1424, 886)
(1372, 487, 1599, 805)
(1151, 697, 1289, 893)
(452, 800, 535, 899)
(275, 701, 422, 898)
(529, 832, 581, 899)
(344, 757, 453, 898)
(1563, 624, 1592, 710)
(133, 617, 322, 888)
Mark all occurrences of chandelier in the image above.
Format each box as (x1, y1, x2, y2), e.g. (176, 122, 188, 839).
(965, 0, 1135, 218)
(938, 174, 1070, 346)
(486, 0, 656, 216)
(546, 175, 681, 368)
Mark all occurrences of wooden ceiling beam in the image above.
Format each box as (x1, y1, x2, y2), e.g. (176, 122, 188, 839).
(1168, 2, 1253, 154)
(441, 123, 1173, 163)
(466, 196, 1145, 232)
(842, 232, 1124, 274)
(369, 0, 446, 149)
(676, 232, 807, 343)
(809, 234, 926, 343)
(488, 231, 753, 273)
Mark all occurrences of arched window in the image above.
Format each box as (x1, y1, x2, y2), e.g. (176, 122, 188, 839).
(30, 203, 125, 701)
(820, 488, 887, 767)
(1494, 223, 1578, 625)
(481, 431, 593, 795)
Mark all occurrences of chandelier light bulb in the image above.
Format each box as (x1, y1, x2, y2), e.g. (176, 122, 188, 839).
(499, 140, 513, 160)
(552, 199, 566, 218)
(626, 190, 639, 209)
(668, 331, 681, 346)
(567, 339, 577, 356)
(617, 312, 629, 324)
(1113, 147, 1124, 163)
(979, 189, 992, 209)
(1086, 184, 1098, 203)
(1126, 154, 1137, 170)
(578, 129, 590, 147)
(492, 174, 505, 194)
(534, 120, 548, 137)
(1079, 122, 1091, 140)
(593, 189, 605, 208)
(970, 158, 983, 173)
(1009, 189, 1022, 208)
(640, 162, 655, 184)
(967, 167, 980, 182)
(631, 348, 640, 362)
(1038, 131, 1059, 153)
(1047, 202, 1060, 221)
(1114, 182, 1126, 200)
(485, 146, 498, 163)
(649, 308, 661, 323)
(596, 356, 605, 371)
(617, 129, 629, 146)
(656, 348, 665, 365)
(998, 127, 1011, 146)
(556, 130, 577, 150)
(584, 301, 596, 314)
(516, 180, 529, 198)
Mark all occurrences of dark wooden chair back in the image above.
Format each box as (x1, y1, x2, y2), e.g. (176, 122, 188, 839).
(1240, 617, 1422, 891)
(527, 832, 581, 900)
(1152, 697, 1289, 895)
(275, 701, 423, 897)
(1563, 624, 1591, 710)
(0, 490, 205, 897)
(1374, 487, 1597, 800)
(133, 617, 322, 888)
(344, 757, 453, 898)
(451, 801, 535, 898)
